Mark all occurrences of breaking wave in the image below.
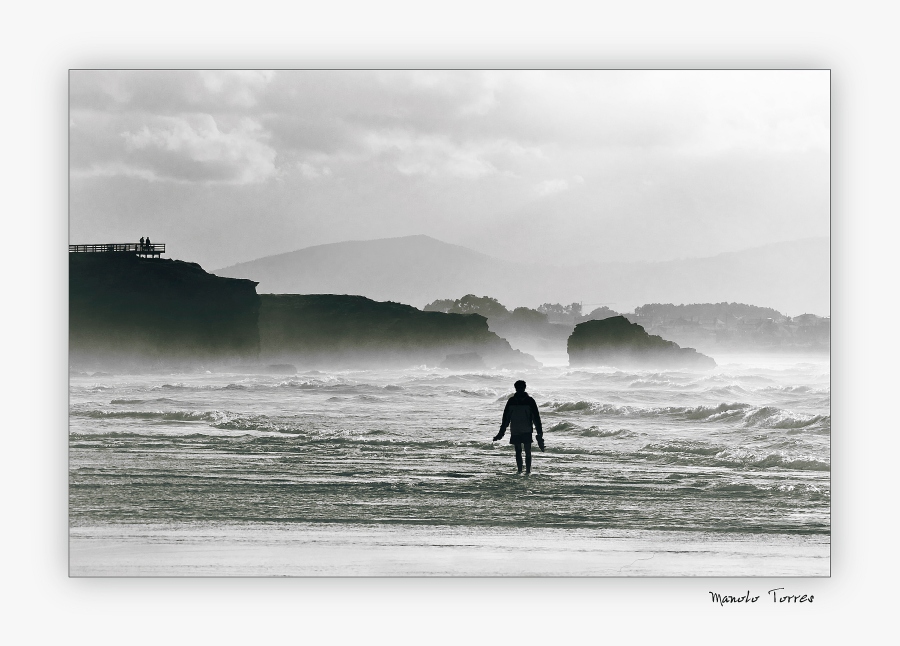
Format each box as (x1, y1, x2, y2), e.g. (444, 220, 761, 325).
(452, 389, 499, 398)
(636, 442, 830, 471)
(579, 427, 633, 438)
(542, 400, 829, 431)
(544, 421, 632, 438)
(74, 409, 225, 422)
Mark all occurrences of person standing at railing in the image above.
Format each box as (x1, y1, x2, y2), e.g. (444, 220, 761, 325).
(140, 236, 144, 251)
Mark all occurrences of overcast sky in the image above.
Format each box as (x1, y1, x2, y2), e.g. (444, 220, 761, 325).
(69, 70, 829, 269)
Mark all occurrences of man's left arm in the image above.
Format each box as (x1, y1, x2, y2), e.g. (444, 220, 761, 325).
(530, 398, 545, 450)
(530, 398, 543, 436)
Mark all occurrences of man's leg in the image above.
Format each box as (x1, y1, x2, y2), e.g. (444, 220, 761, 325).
(514, 443, 523, 472)
(525, 442, 532, 473)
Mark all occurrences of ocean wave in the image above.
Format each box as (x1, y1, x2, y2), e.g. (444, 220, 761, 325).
(299, 436, 486, 450)
(642, 440, 724, 456)
(757, 385, 830, 396)
(211, 415, 303, 433)
(703, 385, 749, 396)
(542, 400, 750, 420)
(627, 379, 676, 388)
(580, 427, 633, 438)
(271, 380, 403, 395)
(711, 449, 830, 471)
(69, 431, 236, 441)
(74, 409, 224, 422)
(273, 379, 333, 389)
(702, 481, 829, 497)
(761, 385, 812, 393)
(544, 421, 632, 438)
(635, 442, 830, 471)
(585, 371, 680, 384)
(109, 397, 179, 405)
(680, 403, 752, 420)
(72, 409, 306, 434)
(409, 373, 501, 385)
(452, 389, 499, 398)
(541, 399, 829, 431)
(703, 374, 777, 384)
(742, 407, 830, 430)
(152, 383, 192, 391)
(150, 382, 264, 392)
(544, 400, 600, 413)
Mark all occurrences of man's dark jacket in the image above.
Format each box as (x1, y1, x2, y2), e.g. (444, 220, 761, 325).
(498, 391, 543, 439)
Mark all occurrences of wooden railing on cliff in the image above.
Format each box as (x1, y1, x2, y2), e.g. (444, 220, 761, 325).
(69, 243, 165, 258)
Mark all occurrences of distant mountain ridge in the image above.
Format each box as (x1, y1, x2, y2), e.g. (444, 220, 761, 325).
(215, 235, 829, 316)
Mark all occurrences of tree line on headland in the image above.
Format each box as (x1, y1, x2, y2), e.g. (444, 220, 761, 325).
(424, 295, 829, 355)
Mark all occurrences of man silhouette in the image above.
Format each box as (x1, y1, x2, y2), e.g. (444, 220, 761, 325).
(493, 380, 544, 473)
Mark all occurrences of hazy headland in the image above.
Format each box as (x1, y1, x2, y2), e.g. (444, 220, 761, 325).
(70, 239, 829, 372)
(215, 234, 829, 317)
(70, 236, 830, 369)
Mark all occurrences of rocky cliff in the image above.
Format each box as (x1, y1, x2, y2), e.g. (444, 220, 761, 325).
(70, 253, 261, 369)
(567, 316, 716, 369)
(259, 294, 538, 369)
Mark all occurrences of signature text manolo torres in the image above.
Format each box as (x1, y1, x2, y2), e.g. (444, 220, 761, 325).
(709, 588, 815, 606)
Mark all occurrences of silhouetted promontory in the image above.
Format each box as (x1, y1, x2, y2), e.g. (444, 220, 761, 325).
(259, 294, 537, 369)
(70, 253, 261, 369)
(70, 253, 538, 370)
(568, 316, 716, 369)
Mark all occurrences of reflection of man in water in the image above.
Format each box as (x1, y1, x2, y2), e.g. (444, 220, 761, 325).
(493, 380, 544, 473)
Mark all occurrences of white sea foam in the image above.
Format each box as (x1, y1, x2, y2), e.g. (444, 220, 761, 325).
(69, 358, 831, 568)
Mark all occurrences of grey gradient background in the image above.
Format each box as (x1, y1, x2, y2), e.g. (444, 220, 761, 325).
(6, 0, 891, 643)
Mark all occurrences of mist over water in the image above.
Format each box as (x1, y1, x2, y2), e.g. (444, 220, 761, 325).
(69, 355, 829, 536)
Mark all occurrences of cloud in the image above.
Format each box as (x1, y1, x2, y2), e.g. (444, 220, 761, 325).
(118, 114, 278, 184)
(535, 179, 570, 197)
(363, 131, 501, 179)
(70, 162, 159, 182)
(198, 70, 275, 107)
(298, 162, 332, 179)
(70, 70, 277, 114)
(534, 175, 584, 197)
(69, 70, 829, 269)
(362, 130, 542, 179)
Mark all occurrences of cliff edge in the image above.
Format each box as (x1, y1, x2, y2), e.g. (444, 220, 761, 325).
(70, 253, 261, 368)
(259, 294, 539, 369)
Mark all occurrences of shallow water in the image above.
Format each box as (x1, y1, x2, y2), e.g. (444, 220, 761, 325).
(69, 356, 830, 541)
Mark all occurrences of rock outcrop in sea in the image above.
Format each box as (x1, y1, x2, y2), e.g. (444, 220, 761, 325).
(567, 316, 716, 369)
